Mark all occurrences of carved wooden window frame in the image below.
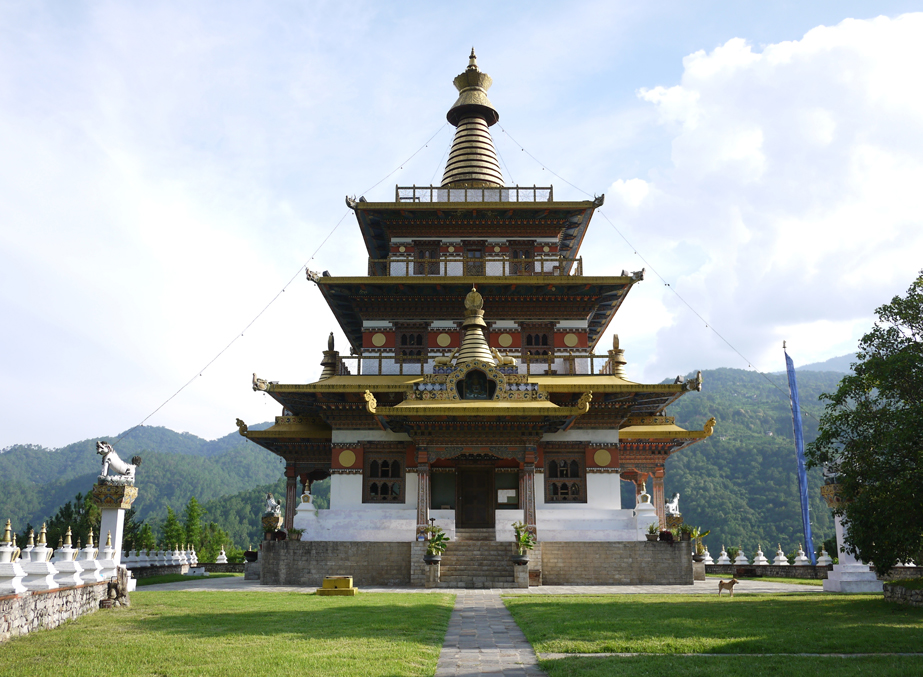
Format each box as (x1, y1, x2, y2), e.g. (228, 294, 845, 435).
(364, 452, 406, 503)
(413, 241, 440, 276)
(508, 240, 535, 275)
(544, 453, 587, 503)
(395, 322, 429, 361)
(519, 322, 555, 357)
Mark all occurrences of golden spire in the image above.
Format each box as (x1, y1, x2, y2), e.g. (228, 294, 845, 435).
(64, 527, 73, 548)
(87, 529, 95, 547)
(455, 287, 496, 364)
(2, 519, 11, 544)
(39, 523, 47, 545)
(442, 49, 504, 188)
(27, 529, 35, 547)
(106, 531, 112, 547)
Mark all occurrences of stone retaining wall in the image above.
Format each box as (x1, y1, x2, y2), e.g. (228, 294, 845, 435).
(883, 582, 923, 607)
(540, 541, 693, 585)
(260, 541, 412, 587)
(130, 564, 189, 579)
(0, 582, 109, 643)
(706, 564, 831, 579)
(202, 563, 244, 574)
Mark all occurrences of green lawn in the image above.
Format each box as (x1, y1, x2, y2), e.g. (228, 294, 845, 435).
(704, 573, 823, 586)
(505, 594, 923, 676)
(136, 572, 243, 586)
(0, 591, 454, 677)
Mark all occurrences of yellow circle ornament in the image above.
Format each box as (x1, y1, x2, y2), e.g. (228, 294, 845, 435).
(594, 449, 612, 467)
(398, 246, 406, 252)
(437, 333, 451, 347)
(339, 450, 356, 468)
(448, 246, 455, 252)
(494, 245, 501, 252)
(498, 333, 513, 347)
(564, 333, 579, 347)
(543, 245, 550, 252)
(371, 333, 387, 347)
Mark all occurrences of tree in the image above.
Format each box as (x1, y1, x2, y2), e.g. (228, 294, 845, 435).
(160, 507, 185, 549)
(807, 270, 923, 575)
(183, 497, 205, 551)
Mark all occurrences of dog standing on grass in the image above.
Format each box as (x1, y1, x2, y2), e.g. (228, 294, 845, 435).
(718, 578, 739, 597)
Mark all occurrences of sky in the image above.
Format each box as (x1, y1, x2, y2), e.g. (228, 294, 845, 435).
(2, 1, 921, 449)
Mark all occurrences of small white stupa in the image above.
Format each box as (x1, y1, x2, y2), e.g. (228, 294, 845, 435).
(188, 546, 198, 566)
(52, 527, 84, 586)
(135, 549, 149, 567)
(794, 544, 811, 566)
(716, 545, 732, 565)
(816, 547, 833, 566)
(0, 519, 28, 595)
(733, 546, 750, 566)
(79, 530, 104, 583)
(702, 545, 714, 565)
(752, 544, 769, 566)
(896, 560, 916, 568)
(772, 544, 789, 566)
(98, 531, 118, 579)
(22, 525, 60, 591)
(216, 546, 228, 564)
(178, 544, 189, 565)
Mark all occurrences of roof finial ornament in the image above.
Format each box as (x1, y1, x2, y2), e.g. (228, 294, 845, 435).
(468, 47, 478, 70)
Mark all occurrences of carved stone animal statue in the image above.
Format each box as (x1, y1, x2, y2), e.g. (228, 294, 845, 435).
(433, 348, 458, 366)
(264, 493, 282, 516)
(96, 441, 141, 483)
(665, 492, 680, 515)
(717, 578, 739, 597)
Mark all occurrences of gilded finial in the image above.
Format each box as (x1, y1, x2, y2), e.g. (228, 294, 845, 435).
(76, 537, 81, 549)
(65, 527, 73, 547)
(106, 531, 112, 547)
(613, 334, 620, 350)
(39, 523, 47, 545)
(2, 519, 11, 544)
(58, 536, 63, 549)
(468, 47, 477, 69)
(328, 332, 335, 351)
(87, 529, 94, 547)
(464, 287, 484, 311)
(27, 529, 35, 547)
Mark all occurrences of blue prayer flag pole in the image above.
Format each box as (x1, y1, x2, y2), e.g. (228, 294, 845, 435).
(784, 342, 816, 565)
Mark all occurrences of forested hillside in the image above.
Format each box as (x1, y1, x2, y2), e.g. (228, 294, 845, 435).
(0, 425, 280, 533)
(655, 367, 843, 555)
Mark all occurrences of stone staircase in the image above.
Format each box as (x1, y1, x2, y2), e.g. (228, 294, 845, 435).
(437, 529, 517, 589)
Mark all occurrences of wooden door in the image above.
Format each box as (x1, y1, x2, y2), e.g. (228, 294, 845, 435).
(456, 467, 495, 528)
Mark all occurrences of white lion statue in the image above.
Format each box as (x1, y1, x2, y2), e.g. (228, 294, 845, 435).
(665, 492, 681, 515)
(96, 441, 141, 486)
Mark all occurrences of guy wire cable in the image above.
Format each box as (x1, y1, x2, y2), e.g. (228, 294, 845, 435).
(114, 124, 449, 443)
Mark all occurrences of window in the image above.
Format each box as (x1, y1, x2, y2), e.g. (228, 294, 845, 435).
(509, 242, 534, 275)
(414, 243, 439, 276)
(395, 324, 429, 362)
(364, 453, 405, 503)
(545, 454, 586, 503)
(464, 243, 485, 276)
(520, 323, 554, 357)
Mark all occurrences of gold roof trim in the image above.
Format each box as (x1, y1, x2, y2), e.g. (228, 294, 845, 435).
(619, 417, 716, 440)
(366, 398, 590, 418)
(315, 275, 639, 286)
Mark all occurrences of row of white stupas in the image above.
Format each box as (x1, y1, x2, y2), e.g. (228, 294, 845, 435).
(0, 521, 119, 595)
(709, 543, 917, 567)
(121, 545, 202, 568)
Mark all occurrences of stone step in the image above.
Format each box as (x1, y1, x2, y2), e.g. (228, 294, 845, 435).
(454, 528, 496, 541)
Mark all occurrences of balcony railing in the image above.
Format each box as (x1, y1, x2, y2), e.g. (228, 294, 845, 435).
(368, 254, 582, 277)
(333, 352, 610, 376)
(396, 185, 553, 203)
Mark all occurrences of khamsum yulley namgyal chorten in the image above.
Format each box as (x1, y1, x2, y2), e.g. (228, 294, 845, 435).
(238, 51, 715, 588)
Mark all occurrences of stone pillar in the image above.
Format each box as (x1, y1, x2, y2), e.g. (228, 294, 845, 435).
(652, 471, 665, 529)
(416, 461, 430, 539)
(91, 484, 139, 567)
(522, 460, 537, 538)
(284, 467, 297, 531)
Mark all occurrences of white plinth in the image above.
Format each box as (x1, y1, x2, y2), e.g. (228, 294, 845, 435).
(824, 563, 883, 593)
(22, 545, 59, 591)
(51, 547, 84, 586)
(633, 495, 659, 541)
(99, 509, 126, 567)
(0, 561, 27, 594)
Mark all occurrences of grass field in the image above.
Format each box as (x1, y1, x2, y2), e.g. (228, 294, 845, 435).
(0, 591, 454, 677)
(135, 572, 243, 586)
(704, 573, 824, 586)
(505, 593, 923, 676)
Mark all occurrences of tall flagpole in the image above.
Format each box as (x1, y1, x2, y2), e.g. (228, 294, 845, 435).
(783, 341, 817, 565)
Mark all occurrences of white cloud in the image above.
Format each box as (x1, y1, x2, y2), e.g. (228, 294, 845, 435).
(605, 13, 923, 382)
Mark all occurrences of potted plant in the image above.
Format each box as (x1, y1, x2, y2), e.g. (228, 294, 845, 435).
(690, 526, 710, 561)
(511, 521, 536, 565)
(646, 522, 659, 541)
(678, 523, 693, 542)
(423, 525, 449, 565)
(659, 529, 674, 543)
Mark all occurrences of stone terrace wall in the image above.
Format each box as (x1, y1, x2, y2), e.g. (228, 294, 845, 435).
(884, 582, 923, 607)
(707, 565, 831, 579)
(0, 582, 108, 643)
(260, 541, 412, 587)
(540, 542, 693, 585)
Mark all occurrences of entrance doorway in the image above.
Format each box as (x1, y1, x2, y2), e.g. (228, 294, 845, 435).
(455, 467, 495, 528)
